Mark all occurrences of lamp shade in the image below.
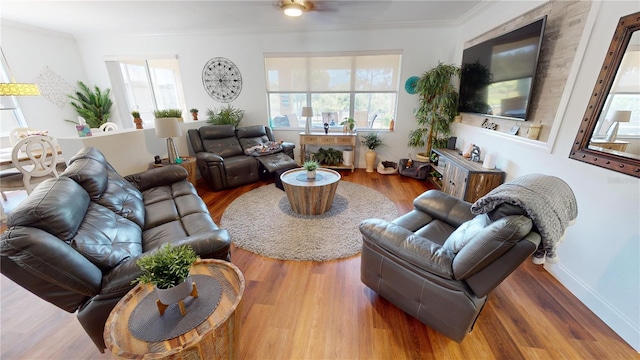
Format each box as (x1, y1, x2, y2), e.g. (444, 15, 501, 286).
(301, 107, 313, 117)
(611, 110, 632, 123)
(0, 83, 40, 96)
(154, 117, 182, 138)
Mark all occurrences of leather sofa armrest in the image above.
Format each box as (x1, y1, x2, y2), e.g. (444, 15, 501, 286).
(1, 227, 103, 306)
(413, 190, 475, 228)
(195, 152, 224, 163)
(281, 142, 296, 159)
(359, 219, 454, 279)
(125, 166, 188, 192)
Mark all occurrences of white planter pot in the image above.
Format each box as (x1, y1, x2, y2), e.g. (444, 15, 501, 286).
(155, 277, 193, 305)
(342, 149, 354, 166)
(307, 170, 316, 179)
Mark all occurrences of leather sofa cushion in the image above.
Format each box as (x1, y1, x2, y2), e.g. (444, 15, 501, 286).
(70, 203, 143, 271)
(447, 215, 533, 279)
(61, 158, 108, 200)
(442, 214, 490, 253)
(9, 177, 89, 241)
(199, 125, 244, 158)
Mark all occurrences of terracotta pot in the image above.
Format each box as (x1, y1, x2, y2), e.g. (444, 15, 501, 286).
(365, 149, 377, 173)
(155, 277, 193, 305)
(133, 118, 144, 129)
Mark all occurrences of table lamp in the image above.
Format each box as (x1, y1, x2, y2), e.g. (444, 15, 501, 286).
(605, 110, 631, 142)
(302, 106, 313, 134)
(155, 117, 182, 163)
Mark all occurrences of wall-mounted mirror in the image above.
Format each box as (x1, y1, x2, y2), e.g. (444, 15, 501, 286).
(569, 12, 640, 177)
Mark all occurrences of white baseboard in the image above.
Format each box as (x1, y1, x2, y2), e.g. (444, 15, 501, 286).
(545, 262, 640, 352)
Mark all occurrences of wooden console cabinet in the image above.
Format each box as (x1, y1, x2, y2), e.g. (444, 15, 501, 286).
(299, 132, 357, 172)
(429, 148, 505, 203)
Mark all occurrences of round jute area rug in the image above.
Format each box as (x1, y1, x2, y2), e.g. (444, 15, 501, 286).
(220, 181, 398, 261)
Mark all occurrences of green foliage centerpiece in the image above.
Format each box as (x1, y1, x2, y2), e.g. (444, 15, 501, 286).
(134, 244, 198, 315)
(303, 160, 319, 179)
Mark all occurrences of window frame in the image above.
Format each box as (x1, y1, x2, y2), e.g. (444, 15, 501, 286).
(264, 51, 402, 131)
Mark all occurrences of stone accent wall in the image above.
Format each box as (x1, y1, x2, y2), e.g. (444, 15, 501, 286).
(460, 0, 592, 143)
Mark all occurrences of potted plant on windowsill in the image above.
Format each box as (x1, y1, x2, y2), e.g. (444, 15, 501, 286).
(154, 109, 184, 123)
(131, 110, 143, 129)
(361, 132, 383, 173)
(133, 243, 198, 315)
(303, 160, 319, 179)
(340, 117, 356, 134)
(190, 108, 199, 121)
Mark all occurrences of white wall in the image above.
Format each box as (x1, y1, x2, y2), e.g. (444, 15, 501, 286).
(455, 1, 640, 350)
(1, 23, 87, 141)
(2, 0, 639, 350)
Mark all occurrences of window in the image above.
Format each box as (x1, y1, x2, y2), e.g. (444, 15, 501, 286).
(106, 57, 186, 127)
(265, 52, 401, 130)
(601, 46, 639, 137)
(0, 54, 27, 136)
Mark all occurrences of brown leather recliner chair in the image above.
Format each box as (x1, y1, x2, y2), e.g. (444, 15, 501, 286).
(359, 190, 541, 342)
(0, 147, 231, 351)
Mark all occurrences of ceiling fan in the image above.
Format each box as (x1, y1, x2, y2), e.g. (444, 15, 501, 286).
(278, 0, 316, 17)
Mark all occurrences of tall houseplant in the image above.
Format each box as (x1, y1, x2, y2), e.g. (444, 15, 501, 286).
(67, 81, 113, 128)
(408, 62, 460, 159)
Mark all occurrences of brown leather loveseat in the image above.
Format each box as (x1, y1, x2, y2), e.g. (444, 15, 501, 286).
(0, 147, 231, 351)
(188, 125, 297, 191)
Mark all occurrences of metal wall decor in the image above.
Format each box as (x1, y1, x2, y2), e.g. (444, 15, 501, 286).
(202, 57, 242, 103)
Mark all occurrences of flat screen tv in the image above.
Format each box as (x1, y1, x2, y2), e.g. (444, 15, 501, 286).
(458, 16, 547, 121)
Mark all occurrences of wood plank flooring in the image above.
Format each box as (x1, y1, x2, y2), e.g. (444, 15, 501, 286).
(1, 170, 637, 359)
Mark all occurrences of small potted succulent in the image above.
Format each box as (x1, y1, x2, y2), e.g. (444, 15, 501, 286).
(133, 244, 197, 308)
(131, 110, 143, 129)
(303, 160, 319, 179)
(190, 108, 199, 121)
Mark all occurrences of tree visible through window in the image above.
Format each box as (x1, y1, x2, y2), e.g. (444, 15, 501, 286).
(265, 52, 401, 130)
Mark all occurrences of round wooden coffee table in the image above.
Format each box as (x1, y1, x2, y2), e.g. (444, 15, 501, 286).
(280, 168, 341, 215)
(104, 259, 245, 360)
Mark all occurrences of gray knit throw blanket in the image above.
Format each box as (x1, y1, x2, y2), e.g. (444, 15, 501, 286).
(470, 174, 578, 264)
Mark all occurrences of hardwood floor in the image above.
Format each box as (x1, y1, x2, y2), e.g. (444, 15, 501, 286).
(1, 170, 637, 359)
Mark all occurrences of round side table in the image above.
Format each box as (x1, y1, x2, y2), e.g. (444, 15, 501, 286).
(104, 259, 245, 360)
(153, 156, 197, 188)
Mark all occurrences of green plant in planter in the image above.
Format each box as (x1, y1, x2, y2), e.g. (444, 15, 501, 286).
(154, 109, 183, 118)
(206, 104, 244, 126)
(340, 117, 356, 132)
(67, 81, 113, 128)
(303, 160, 319, 171)
(361, 132, 383, 150)
(133, 244, 197, 289)
(313, 148, 343, 166)
(131, 110, 140, 119)
(189, 108, 198, 114)
(408, 62, 460, 157)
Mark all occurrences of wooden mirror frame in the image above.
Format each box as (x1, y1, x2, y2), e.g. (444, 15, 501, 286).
(569, 12, 640, 177)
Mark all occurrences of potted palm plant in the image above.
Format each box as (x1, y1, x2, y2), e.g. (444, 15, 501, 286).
(408, 62, 460, 161)
(67, 81, 113, 129)
(303, 160, 319, 179)
(361, 132, 383, 173)
(133, 244, 198, 313)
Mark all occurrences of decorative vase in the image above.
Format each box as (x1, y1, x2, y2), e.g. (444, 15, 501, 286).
(191, 113, 198, 121)
(365, 149, 377, 173)
(307, 170, 316, 179)
(155, 277, 193, 306)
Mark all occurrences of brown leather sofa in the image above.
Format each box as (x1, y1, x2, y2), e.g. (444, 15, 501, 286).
(0, 147, 231, 351)
(187, 125, 297, 191)
(359, 190, 541, 342)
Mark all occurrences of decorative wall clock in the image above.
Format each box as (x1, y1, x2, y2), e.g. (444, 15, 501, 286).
(404, 75, 419, 94)
(202, 57, 242, 103)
